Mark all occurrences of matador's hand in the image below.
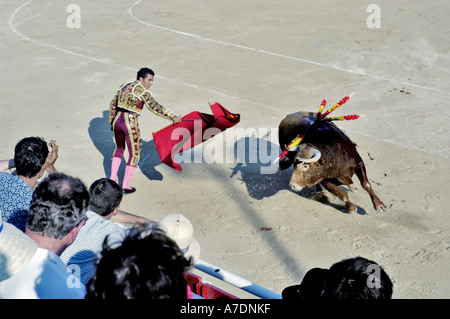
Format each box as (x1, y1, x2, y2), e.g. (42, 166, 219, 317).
(171, 115, 181, 124)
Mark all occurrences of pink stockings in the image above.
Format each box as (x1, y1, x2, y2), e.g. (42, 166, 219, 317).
(122, 165, 135, 190)
(110, 157, 135, 190)
(110, 157, 121, 182)
(110, 113, 138, 190)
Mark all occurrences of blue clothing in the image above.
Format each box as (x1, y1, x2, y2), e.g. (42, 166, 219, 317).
(0, 172, 33, 232)
(60, 210, 128, 286)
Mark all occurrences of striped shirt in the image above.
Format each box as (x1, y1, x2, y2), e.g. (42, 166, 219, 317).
(60, 210, 128, 286)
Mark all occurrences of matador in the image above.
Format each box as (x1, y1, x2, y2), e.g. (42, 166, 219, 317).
(109, 68, 181, 194)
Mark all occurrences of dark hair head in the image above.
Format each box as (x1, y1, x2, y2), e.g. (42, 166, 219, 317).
(321, 256, 393, 299)
(14, 137, 49, 178)
(136, 67, 154, 80)
(88, 178, 123, 216)
(86, 229, 191, 299)
(27, 173, 90, 239)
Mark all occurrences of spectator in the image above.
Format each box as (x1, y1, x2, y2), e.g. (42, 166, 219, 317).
(140, 213, 201, 299)
(0, 173, 89, 298)
(282, 256, 393, 299)
(0, 218, 38, 283)
(86, 228, 191, 299)
(155, 213, 201, 265)
(61, 178, 153, 286)
(0, 137, 58, 231)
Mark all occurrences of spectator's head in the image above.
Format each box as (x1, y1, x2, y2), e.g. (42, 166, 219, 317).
(321, 256, 393, 299)
(88, 178, 123, 217)
(86, 229, 191, 299)
(27, 173, 89, 249)
(282, 256, 393, 300)
(14, 137, 49, 178)
(156, 213, 201, 265)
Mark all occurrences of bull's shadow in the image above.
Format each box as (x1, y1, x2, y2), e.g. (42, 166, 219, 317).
(228, 135, 323, 201)
(230, 135, 367, 214)
(228, 137, 321, 202)
(88, 110, 163, 183)
(229, 135, 290, 200)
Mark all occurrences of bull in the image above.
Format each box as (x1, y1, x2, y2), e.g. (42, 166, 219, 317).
(278, 111, 386, 213)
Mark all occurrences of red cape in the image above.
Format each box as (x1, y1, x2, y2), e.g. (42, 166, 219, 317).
(152, 103, 240, 171)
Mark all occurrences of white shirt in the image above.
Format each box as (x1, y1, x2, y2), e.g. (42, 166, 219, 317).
(60, 210, 128, 286)
(0, 248, 86, 299)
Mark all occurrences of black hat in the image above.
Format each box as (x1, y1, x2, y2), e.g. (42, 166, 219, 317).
(282, 268, 329, 300)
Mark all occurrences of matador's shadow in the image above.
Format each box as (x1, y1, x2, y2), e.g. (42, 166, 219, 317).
(88, 110, 163, 184)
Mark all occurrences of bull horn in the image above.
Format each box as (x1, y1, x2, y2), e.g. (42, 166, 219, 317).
(299, 148, 321, 163)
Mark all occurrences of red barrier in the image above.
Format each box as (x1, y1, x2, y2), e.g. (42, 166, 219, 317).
(186, 272, 239, 299)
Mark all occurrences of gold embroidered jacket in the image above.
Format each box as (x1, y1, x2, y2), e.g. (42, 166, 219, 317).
(109, 80, 175, 125)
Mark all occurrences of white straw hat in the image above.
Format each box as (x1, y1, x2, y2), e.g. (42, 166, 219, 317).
(0, 218, 38, 282)
(157, 213, 201, 264)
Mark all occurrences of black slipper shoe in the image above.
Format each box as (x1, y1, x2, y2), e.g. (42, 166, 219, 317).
(122, 187, 136, 194)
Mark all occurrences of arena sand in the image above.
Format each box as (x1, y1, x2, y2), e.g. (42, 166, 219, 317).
(1, 0, 449, 298)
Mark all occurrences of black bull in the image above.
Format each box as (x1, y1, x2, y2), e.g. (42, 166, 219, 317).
(278, 111, 386, 213)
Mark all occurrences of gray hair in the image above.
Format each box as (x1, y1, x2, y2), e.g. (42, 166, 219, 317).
(27, 173, 90, 239)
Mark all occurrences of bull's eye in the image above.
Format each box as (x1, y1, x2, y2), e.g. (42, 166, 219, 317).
(294, 159, 310, 171)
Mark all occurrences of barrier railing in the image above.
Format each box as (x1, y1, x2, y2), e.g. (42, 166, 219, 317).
(192, 259, 282, 299)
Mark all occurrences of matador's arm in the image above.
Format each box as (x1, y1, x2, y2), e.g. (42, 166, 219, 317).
(108, 91, 119, 126)
(142, 92, 176, 121)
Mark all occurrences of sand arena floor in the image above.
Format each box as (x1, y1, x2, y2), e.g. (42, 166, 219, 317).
(1, 0, 450, 298)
